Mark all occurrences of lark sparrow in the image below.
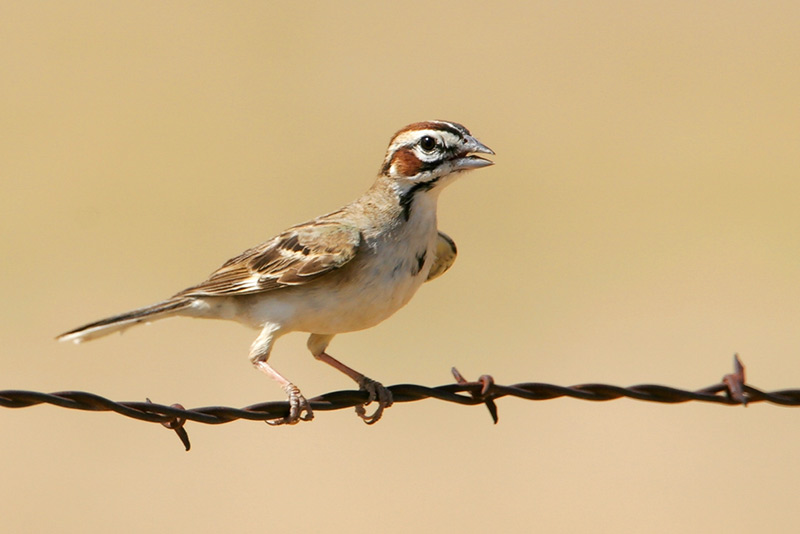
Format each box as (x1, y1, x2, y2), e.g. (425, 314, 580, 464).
(58, 120, 494, 424)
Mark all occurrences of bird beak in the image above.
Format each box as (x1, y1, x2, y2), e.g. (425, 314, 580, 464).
(453, 136, 495, 171)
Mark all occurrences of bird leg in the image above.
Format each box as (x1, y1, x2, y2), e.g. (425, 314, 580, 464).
(251, 325, 313, 425)
(313, 351, 393, 424)
(253, 361, 314, 425)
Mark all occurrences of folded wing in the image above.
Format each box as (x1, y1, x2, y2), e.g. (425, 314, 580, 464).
(176, 221, 361, 297)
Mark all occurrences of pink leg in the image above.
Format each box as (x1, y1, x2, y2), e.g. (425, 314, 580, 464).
(254, 361, 313, 425)
(314, 352, 394, 425)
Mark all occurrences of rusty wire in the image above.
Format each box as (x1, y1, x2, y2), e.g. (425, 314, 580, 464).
(2, 355, 799, 451)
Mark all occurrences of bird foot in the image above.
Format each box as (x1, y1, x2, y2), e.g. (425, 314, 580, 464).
(355, 377, 393, 425)
(267, 383, 314, 426)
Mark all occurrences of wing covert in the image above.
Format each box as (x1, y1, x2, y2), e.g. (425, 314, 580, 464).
(176, 222, 361, 297)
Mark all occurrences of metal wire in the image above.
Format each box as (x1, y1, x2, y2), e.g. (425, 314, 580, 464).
(2, 355, 798, 451)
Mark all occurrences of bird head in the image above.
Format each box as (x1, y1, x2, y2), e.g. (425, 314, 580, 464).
(381, 121, 494, 190)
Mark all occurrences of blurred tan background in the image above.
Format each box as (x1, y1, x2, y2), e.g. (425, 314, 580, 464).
(2, 1, 800, 532)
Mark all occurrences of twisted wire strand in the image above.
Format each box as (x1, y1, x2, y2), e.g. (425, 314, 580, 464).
(2, 356, 797, 451)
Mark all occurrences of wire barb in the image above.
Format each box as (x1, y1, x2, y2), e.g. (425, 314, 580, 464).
(147, 398, 191, 451)
(721, 354, 747, 406)
(452, 367, 498, 424)
(2, 356, 799, 451)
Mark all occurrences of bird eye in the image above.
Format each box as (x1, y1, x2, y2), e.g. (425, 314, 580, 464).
(419, 136, 437, 152)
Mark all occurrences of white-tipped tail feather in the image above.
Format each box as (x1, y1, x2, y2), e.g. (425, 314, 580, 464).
(57, 298, 192, 344)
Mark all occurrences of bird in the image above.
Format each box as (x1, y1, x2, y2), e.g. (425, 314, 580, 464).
(57, 120, 494, 425)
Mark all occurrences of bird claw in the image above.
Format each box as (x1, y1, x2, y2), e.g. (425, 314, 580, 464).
(355, 377, 393, 425)
(267, 383, 314, 425)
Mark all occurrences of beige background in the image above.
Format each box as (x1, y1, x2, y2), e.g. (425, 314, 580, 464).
(3, 2, 800, 532)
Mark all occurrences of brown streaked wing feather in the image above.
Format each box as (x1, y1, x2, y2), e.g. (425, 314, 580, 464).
(175, 221, 361, 297)
(426, 231, 457, 282)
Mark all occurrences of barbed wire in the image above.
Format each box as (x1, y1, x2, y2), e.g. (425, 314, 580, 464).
(2, 355, 798, 451)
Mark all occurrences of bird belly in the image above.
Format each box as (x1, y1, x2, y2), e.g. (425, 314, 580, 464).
(283, 265, 426, 334)
(239, 239, 434, 335)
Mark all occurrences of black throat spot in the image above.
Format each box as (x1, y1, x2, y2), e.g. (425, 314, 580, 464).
(399, 178, 439, 221)
(413, 249, 427, 276)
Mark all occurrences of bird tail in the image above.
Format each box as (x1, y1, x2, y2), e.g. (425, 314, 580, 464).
(57, 298, 193, 344)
